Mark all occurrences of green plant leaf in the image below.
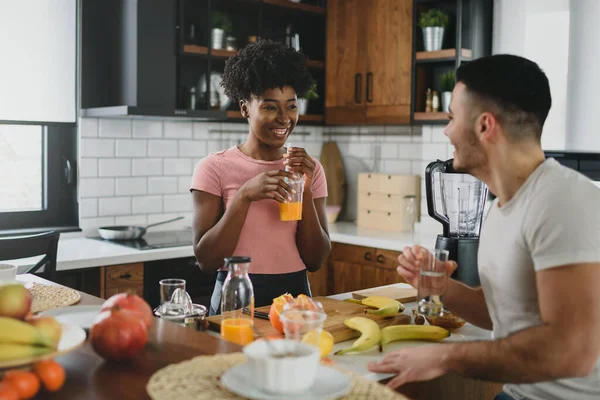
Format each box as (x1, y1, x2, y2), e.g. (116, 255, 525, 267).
(303, 82, 319, 100)
(419, 9, 449, 29)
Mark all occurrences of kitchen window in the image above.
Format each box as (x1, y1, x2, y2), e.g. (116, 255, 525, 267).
(0, 122, 77, 233)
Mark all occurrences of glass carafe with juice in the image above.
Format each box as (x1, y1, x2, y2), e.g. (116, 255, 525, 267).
(220, 256, 254, 345)
(279, 144, 304, 221)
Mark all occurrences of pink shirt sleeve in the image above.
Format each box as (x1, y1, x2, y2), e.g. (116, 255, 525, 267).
(190, 155, 221, 197)
(311, 158, 328, 199)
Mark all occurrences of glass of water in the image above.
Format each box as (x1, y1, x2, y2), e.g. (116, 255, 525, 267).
(159, 279, 186, 304)
(417, 249, 450, 316)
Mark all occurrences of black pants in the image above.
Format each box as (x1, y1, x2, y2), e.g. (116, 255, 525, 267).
(209, 269, 312, 316)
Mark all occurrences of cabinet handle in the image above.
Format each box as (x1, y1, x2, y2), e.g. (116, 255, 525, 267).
(364, 252, 373, 261)
(376, 254, 385, 264)
(119, 273, 132, 279)
(366, 72, 373, 103)
(355, 73, 362, 103)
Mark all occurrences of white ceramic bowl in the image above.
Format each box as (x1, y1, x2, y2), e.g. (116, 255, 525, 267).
(242, 339, 320, 394)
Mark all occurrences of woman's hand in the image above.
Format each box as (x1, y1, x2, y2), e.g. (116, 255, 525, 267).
(240, 170, 296, 203)
(283, 147, 316, 191)
(397, 245, 457, 288)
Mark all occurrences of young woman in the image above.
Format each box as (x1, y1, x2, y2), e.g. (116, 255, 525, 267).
(190, 39, 331, 314)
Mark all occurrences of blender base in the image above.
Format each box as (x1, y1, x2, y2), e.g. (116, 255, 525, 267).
(435, 235, 481, 286)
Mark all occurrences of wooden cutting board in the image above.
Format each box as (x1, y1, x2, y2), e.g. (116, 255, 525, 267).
(206, 297, 410, 344)
(352, 285, 418, 303)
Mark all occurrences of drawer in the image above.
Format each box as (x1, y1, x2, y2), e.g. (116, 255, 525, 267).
(330, 243, 377, 264)
(358, 192, 406, 212)
(374, 249, 402, 269)
(358, 173, 420, 195)
(357, 209, 407, 232)
(104, 263, 144, 289)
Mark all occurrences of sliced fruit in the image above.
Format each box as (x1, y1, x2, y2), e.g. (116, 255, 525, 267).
(334, 317, 381, 355)
(302, 329, 334, 357)
(268, 293, 294, 334)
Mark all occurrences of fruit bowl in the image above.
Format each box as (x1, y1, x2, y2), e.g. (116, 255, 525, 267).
(0, 323, 86, 370)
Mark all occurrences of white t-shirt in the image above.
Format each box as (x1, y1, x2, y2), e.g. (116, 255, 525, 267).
(478, 158, 600, 400)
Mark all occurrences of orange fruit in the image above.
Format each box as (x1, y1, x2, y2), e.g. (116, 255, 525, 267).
(268, 293, 294, 334)
(296, 294, 321, 312)
(4, 371, 40, 399)
(0, 381, 19, 400)
(33, 360, 66, 392)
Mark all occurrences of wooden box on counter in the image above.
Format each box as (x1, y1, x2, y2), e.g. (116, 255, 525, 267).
(357, 173, 421, 232)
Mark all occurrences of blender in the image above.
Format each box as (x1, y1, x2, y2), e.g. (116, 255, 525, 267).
(425, 159, 489, 286)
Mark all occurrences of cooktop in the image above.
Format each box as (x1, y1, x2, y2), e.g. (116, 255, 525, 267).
(90, 229, 193, 250)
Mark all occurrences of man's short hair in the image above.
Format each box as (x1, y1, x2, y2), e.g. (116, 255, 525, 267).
(456, 54, 552, 141)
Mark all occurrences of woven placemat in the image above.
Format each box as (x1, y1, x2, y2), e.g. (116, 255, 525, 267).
(146, 353, 406, 400)
(29, 283, 81, 313)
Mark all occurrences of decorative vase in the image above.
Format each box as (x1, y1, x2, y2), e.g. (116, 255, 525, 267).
(212, 28, 224, 50)
(441, 91, 452, 113)
(422, 27, 444, 52)
(298, 99, 308, 115)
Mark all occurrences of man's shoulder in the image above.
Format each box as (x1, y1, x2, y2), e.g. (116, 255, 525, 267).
(532, 159, 598, 198)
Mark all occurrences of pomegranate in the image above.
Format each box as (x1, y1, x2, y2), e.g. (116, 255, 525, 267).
(101, 292, 153, 329)
(90, 308, 148, 361)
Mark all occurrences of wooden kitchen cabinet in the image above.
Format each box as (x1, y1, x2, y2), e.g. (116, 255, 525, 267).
(308, 257, 330, 297)
(101, 263, 144, 299)
(325, 0, 413, 125)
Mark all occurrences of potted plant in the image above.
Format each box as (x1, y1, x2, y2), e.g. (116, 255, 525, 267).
(300, 82, 319, 115)
(440, 70, 455, 112)
(419, 9, 449, 52)
(212, 11, 232, 50)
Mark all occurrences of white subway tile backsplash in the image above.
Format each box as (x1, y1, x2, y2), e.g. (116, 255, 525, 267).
(80, 178, 114, 198)
(422, 143, 448, 162)
(115, 177, 147, 196)
(380, 143, 399, 159)
(193, 122, 211, 139)
(79, 159, 98, 178)
(148, 140, 178, 157)
(116, 139, 147, 157)
(220, 122, 248, 132)
(382, 160, 412, 175)
(414, 125, 432, 143)
(411, 160, 431, 176)
(99, 119, 132, 138)
(164, 194, 192, 212)
(80, 118, 98, 138)
(431, 126, 448, 143)
(348, 142, 372, 158)
(81, 138, 115, 158)
(99, 197, 131, 216)
(148, 177, 178, 194)
(80, 217, 115, 234)
(384, 125, 412, 135)
(79, 198, 97, 218)
(164, 121, 193, 138)
(304, 142, 322, 159)
(178, 176, 192, 193)
(98, 159, 131, 177)
(397, 143, 423, 160)
(133, 120, 163, 138)
(132, 196, 162, 214)
(132, 159, 162, 176)
(164, 158, 192, 175)
(446, 144, 455, 159)
(179, 140, 207, 158)
(115, 215, 147, 225)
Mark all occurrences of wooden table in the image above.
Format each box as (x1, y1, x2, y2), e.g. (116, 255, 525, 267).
(16, 275, 242, 400)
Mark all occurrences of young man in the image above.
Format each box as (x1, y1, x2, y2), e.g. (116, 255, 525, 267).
(369, 55, 600, 400)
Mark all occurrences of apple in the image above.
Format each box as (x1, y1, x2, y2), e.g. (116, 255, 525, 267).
(0, 284, 32, 320)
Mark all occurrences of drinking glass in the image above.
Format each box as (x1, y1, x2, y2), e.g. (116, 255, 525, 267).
(279, 176, 304, 221)
(417, 248, 450, 316)
(0, 264, 17, 282)
(159, 279, 186, 304)
(279, 300, 326, 351)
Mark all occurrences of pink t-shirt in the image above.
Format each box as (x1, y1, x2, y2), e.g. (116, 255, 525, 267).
(190, 146, 328, 274)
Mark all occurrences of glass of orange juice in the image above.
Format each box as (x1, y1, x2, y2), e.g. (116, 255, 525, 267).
(279, 176, 304, 221)
(220, 256, 255, 346)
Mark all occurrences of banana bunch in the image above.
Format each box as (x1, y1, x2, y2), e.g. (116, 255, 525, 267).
(361, 296, 404, 317)
(0, 317, 57, 361)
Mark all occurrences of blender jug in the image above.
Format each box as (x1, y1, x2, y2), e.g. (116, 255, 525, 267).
(425, 159, 488, 238)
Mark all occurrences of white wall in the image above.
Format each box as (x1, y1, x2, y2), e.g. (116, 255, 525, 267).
(566, 0, 600, 151)
(492, 0, 570, 150)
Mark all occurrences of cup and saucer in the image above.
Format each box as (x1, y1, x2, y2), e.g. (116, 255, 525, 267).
(221, 339, 352, 400)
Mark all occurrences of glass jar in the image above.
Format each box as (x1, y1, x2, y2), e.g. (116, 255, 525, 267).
(220, 256, 255, 345)
(403, 195, 417, 233)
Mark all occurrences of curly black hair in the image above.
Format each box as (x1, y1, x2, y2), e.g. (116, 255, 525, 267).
(221, 39, 315, 102)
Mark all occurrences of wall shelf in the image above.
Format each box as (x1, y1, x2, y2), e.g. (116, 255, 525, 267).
(227, 110, 323, 123)
(182, 45, 209, 55)
(414, 112, 449, 122)
(415, 48, 472, 63)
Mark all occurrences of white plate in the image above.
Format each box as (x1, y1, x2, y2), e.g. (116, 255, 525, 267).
(0, 323, 87, 369)
(221, 362, 352, 400)
(40, 305, 102, 329)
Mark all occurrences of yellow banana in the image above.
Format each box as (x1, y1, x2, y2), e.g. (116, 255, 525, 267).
(334, 317, 381, 355)
(0, 317, 54, 348)
(380, 325, 450, 351)
(343, 298, 364, 305)
(0, 343, 53, 360)
(361, 296, 404, 317)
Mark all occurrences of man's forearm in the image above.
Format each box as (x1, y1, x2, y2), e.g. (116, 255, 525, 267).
(296, 192, 330, 272)
(445, 324, 595, 383)
(443, 280, 493, 330)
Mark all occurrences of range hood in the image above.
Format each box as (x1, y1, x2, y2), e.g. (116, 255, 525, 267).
(81, 106, 226, 120)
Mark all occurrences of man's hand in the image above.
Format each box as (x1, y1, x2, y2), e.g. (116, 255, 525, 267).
(368, 345, 450, 388)
(397, 245, 457, 288)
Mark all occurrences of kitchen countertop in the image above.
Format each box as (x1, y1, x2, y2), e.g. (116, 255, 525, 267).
(11, 223, 439, 271)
